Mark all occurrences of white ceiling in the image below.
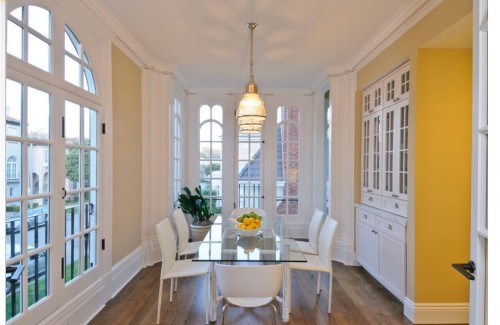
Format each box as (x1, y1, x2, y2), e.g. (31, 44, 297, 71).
(96, 0, 433, 91)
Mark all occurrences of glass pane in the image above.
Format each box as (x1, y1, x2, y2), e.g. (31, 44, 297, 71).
(84, 230, 97, 271)
(238, 143, 249, 160)
(65, 193, 80, 236)
(211, 123, 222, 141)
(287, 161, 299, 179)
(200, 123, 210, 142)
(84, 53, 89, 64)
(28, 6, 50, 38)
(65, 55, 80, 87)
(64, 28, 79, 57)
(288, 123, 299, 142)
(10, 7, 23, 20)
(6, 261, 23, 320)
(27, 199, 49, 249)
(6, 142, 22, 197)
(65, 237, 80, 283)
(6, 202, 22, 259)
(28, 33, 50, 72)
(212, 105, 223, 123)
(65, 101, 81, 145)
(200, 142, 210, 159)
(199, 105, 210, 123)
(27, 87, 50, 140)
(238, 161, 247, 175)
(65, 148, 80, 189)
(84, 150, 97, 188)
(211, 142, 222, 159)
(27, 250, 49, 306)
(84, 191, 97, 228)
(84, 107, 97, 147)
(5, 79, 22, 137)
(200, 162, 211, 178)
(7, 21, 23, 59)
(277, 106, 284, 124)
(83, 67, 96, 94)
(28, 144, 49, 195)
(249, 143, 260, 158)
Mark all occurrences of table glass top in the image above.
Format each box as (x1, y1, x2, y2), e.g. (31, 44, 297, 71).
(193, 215, 306, 263)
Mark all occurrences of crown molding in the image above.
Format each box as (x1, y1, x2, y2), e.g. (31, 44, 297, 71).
(326, 0, 444, 78)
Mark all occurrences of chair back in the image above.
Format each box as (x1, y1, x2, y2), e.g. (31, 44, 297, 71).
(317, 217, 338, 271)
(230, 207, 267, 218)
(308, 208, 325, 253)
(173, 208, 190, 252)
(215, 263, 283, 299)
(156, 219, 177, 277)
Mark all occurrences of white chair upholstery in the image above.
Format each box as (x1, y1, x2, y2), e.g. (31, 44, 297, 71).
(173, 208, 202, 258)
(215, 263, 283, 325)
(230, 207, 267, 218)
(155, 219, 211, 324)
(296, 208, 325, 255)
(288, 217, 338, 314)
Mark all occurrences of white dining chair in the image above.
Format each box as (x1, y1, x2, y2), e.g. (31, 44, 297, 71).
(215, 263, 284, 325)
(173, 208, 203, 258)
(296, 208, 325, 255)
(230, 207, 267, 218)
(288, 217, 338, 314)
(155, 218, 211, 324)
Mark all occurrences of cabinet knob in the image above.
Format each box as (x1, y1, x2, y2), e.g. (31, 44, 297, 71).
(395, 203, 399, 209)
(388, 224, 393, 231)
(363, 214, 368, 219)
(393, 97, 400, 102)
(367, 189, 373, 193)
(392, 194, 399, 198)
(368, 197, 373, 202)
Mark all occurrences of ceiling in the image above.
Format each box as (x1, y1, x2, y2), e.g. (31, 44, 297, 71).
(96, 0, 433, 92)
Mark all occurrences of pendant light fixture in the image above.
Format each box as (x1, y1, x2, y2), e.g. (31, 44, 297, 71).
(236, 22, 266, 133)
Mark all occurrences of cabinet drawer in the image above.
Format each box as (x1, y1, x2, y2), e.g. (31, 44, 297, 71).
(356, 209, 376, 227)
(377, 217, 405, 242)
(361, 192, 382, 209)
(382, 197, 407, 217)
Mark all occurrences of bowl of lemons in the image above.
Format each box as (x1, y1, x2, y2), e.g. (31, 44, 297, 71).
(235, 212, 263, 237)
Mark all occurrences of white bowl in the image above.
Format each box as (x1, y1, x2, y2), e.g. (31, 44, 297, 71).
(234, 224, 261, 237)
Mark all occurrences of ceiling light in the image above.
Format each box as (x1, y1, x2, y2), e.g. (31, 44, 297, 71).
(236, 22, 266, 133)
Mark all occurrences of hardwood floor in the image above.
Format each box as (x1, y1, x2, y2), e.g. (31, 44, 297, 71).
(89, 262, 419, 325)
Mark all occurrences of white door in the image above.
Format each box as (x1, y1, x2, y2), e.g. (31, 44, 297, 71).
(468, 0, 488, 323)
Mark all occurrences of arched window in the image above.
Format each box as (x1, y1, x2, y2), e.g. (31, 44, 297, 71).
(199, 105, 223, 214)
(6, 156, 18, 180)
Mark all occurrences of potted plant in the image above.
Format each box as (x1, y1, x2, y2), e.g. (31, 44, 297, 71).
(177, 185, 214, 241)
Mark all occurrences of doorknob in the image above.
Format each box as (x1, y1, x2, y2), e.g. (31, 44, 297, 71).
(451, 260, 475, 280)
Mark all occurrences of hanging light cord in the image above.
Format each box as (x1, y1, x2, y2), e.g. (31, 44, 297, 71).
(247, 22, 257, 84)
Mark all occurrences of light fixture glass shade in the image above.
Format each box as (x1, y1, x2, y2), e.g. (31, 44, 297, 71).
(239, 123, 262, 134)
(237, 92, 266, 121)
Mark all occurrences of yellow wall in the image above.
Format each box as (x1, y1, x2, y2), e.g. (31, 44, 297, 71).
(356, 0, 472, 303)
(415, 49, 471, 302)
(111, 45, 143, 265)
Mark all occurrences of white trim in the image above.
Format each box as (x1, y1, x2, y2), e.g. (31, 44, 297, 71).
(332, 234, 358, 266)
(141, 235, 161, 268)
(111, 246, 143, 298)
(404, 298, 469, 324)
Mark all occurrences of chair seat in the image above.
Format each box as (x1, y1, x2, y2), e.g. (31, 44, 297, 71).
(164, 259, 211, 280)
(289, 254, 329, 273)
(295, 241, 316, 255)
(226, 296, 274, 308)
(179, 241, 202, 257)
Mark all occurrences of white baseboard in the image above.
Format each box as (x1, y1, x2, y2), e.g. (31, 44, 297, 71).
(111, 246, 143, 298)
(141, 235, 161, 267)
(332, 234, 358, 265)
(404, 297, 469, 324)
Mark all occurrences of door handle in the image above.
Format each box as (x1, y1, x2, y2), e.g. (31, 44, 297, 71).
(451, 260, 475, 280)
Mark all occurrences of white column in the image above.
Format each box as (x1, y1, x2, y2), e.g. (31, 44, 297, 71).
(141, 68, 173, 266)
(330, 71, 357, 265)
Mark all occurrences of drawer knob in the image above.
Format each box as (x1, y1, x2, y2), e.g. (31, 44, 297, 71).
(395, 203, 399, 208)
(363, 214, 368, 219)
(368, 197, 373, 202)
(388, 224, 393, 230)
(392, 194, 399, 198)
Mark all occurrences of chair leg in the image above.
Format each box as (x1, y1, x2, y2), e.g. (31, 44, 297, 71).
(169, 278, 174, 302)
(205, 273, 209, 325)
(221, 302, 229, 325)
(317, 271, 321, 294)
(328, 271, 332, 314)
(287, 267, 292, 314)
(270, 302, 278, 325)
(157, 279, 163, 324)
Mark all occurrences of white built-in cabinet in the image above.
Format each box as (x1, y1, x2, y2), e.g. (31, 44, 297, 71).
(357, 62, 409, 302)
(355, 205, 406, 302)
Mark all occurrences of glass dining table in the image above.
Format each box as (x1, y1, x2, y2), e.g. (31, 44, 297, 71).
(193, 215, 306, 323)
